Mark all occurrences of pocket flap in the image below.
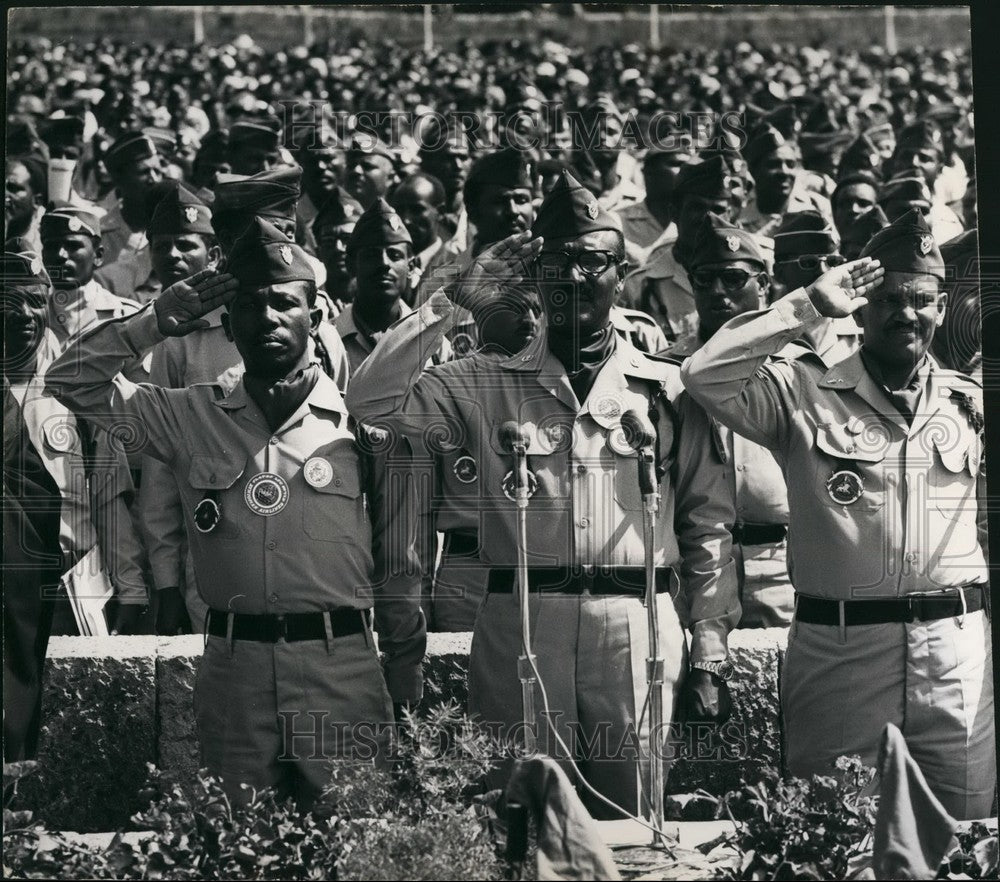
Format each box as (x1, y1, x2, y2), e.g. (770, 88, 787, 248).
(187, 454, 246, 490)
(933, 433, 972, 474)
(815, 423, 887, 463)
(303, 457, 362, 497)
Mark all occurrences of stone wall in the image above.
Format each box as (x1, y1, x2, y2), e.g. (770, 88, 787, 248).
(17, 628, 788, 832)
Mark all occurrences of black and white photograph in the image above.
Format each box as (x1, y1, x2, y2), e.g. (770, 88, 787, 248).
(3, 3, 997, 879)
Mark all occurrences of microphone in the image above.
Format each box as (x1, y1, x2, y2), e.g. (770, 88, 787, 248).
(500, 420, 531, 502)
(621, 408, 658, 498)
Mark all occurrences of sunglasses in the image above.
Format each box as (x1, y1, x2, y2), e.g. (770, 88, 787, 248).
(690, 267, 758, 292)
(537, 250, 619, 277)
(775, 254, 846, 272)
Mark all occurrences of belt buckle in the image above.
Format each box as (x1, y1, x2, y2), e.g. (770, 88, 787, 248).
(274, 614, 288, 642)
(905, 596, 924, 623)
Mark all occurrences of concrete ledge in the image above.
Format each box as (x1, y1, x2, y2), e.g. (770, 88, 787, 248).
(24, 629, 786, 831)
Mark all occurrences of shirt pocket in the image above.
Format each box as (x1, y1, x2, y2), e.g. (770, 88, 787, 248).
(813, 422, 888, 511)
(928, 430, 979, 524)
(301, 452, 367, 543)
(186, 454, 246, 542)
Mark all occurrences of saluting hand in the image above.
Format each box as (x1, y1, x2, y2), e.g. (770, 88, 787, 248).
(805, 257, 884, 318)
(450, 230, 544, 313)
(155, 269, 239, 337)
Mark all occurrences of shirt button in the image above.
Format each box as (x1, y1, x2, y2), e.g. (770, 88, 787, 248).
(269, 593, 278, 603)
(845, 445, 856, 453)
(334, 478, 343, 486)
(579, 517, 590, 528)
(267, 541, 277, 550)
(270, 436, 279, 445)
(736, 464, 745, 472)
(209, 474, 216, 484)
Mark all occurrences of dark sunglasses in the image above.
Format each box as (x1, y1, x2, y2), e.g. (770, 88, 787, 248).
(537, 250, 619, 277)
(775, 254, 846, 272)
(690, 267, 758, 292)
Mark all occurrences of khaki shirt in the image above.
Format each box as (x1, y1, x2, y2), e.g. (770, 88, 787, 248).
(46, 306, 424, 700)
(345, 291, 740, 662)
(682, 288, 988, 598)
(48, 279, 141, 343)
(739, 180, 833, 237)
(335, 302, 450, 375)
(609, 305, 669, 355)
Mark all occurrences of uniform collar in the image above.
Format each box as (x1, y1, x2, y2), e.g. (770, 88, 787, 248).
(335, 300, 411, 340)
(215, 362, 348, 418)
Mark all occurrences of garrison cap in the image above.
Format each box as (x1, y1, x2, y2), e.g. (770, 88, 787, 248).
(345, 132, 396, 163)
(688, 211, 766, 271)
(2, 251, 51, 290)
(840, 206, 889, 257)
(940, 228, 978, 285)
(7, 117, 49, 158)
(146, 185, 213, 237)
(38, 115, 85, 150)
(533, 170, 620, 241)
(743, 123, 799, 167)
(143, 126, 178, 156)
(837, 133, 883, 180)
(831, 172, 880, 209)
(227, 217, 314, 290)
(345, 197, 412, 267)
(894, 119, 944, 156)
(39, 202, 102, 239)
(860, 207, 944, 280)
(773, 210, 838, 262)
(214, 166, 301, 220)
(671, 155, 736, 205)
(195, 129, 229, 163)
(312, 187, 364, 232)
(464, 147, 535, 205)
(104, 130, 158, 171)
(763, 104, 800, 140)
(879, 175, 933, 208)
(229, 117, 282, 152)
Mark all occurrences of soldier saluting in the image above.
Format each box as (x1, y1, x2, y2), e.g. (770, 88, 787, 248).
(46, 218, 425, 805)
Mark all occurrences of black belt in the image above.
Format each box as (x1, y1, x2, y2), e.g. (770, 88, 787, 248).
(206, 608, 367, 643)
(488, 567, 669, 596)
(444, 531, 479, 558)
(794, 585, 986, 626)
(731, 523, 787, 545)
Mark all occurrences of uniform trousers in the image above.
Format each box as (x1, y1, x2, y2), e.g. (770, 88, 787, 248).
(432, 548, 490, 632)
(194, 628, 394, 805)
(735, 540, 794, 628)
(782, 609, 995, 820)
(468, 590, 686, 820)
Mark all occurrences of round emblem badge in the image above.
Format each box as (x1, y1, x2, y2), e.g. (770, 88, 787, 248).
(193, 498, 221, 533)
(593, 394, 623, 420)
(726, 235, 741, 253)
(453, 455, 478, 484)
(502, 468, 538, 501)
(607, 425, 638, 457)
(303, 457, 333, 488)
(244, 472, 290, 515)
(279, 244, 294, 265)
(67, 216, 82, 232)
(826, 470, 864, 505)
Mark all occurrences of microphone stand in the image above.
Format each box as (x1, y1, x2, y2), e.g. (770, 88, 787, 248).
(511, 435, 538, 757)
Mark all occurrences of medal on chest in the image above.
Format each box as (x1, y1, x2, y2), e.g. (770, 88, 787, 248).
(826, 469, 864, 505)
(245, 472, 290, 515)
(453, 455, 478, 484)
(194, 496, 222, 533)
(303, 457, 334, 488)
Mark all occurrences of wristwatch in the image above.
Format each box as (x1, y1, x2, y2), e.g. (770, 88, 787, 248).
(690, 660, 735, 681)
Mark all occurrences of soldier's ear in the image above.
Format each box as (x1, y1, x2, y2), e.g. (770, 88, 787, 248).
(310, 304, 322, 332)
(207, 243, 223, 267)
(758, 273, 771, 303)
(221, 310, 233, 342)
(93, 241, 104, 269)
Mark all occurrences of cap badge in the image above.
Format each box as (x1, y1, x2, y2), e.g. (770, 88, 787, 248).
(726, 235, 741, 253)
(67, 216, 82, 232)
(279, 244, 293, 265)
(184, 206, 199, 224)
(826, 469, 864, 505)
(919, 235, 934, 255)
(303, 456, 334, 488)
(389, 213, 403, 231)
(29, 257, 43, 276)
(586, 199, 599, 220)
(869, 153, 880, 168)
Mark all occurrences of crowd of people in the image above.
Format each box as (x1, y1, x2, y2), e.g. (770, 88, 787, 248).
(3, 26, 990, 826)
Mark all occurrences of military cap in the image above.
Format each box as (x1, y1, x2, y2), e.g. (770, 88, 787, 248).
(940, 228, 978, 287)
(345, 197, 412, 267)
(39, 202, 102, 240)
(831, 172, 880, 209)
(345, 132, 396, 163)
(671, 155, 736, 205)
(7, 117, 49, 159)
(879, 175, 933, 208)
(227, 217, 314, 290)
(2, 250, 51, 290)
(229, 117, 281, 152)
(773, 210, 838, 262)
(582, 93, 625, 124)
(104, 130, 158, 171)
(840, 206, 889, 257)
(837, 133, 883, 180)
(860, 207, 944, 280)
(464, 147, 535, 206)
(214, 166, 301, 220)
(312, 187, 364, 233)
(146, 185, 213, 237)
(532, 170, 620, 242)
(39, 115, 85, 150)
(742, 123, 798, 167)
(688, 212, 766, 271)
(143, 126, 178, 156)
(196, 129, 229, 163)
(763, 104, 800, 140)
(894, 119, 944, 156)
